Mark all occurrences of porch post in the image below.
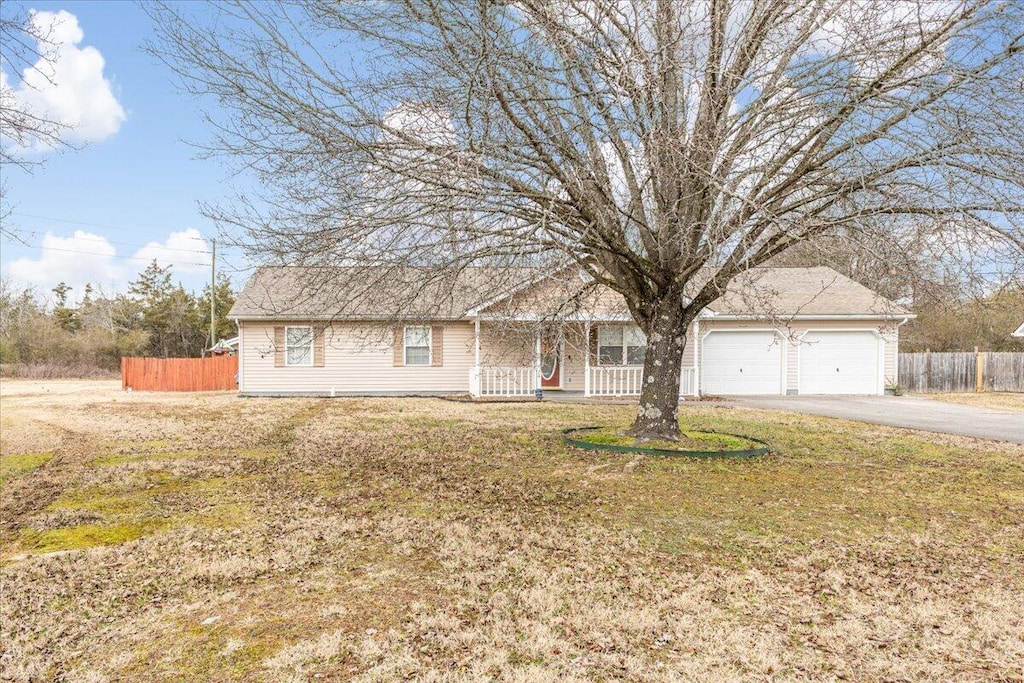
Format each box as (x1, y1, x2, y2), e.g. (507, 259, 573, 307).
(693, 320, 700, 397)
(583, 320, 591, 397)
(472, 316, 482, 396)
(534, 329, 542, 391)
(474, 316, 481, 368)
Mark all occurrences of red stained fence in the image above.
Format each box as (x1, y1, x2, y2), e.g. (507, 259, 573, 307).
(121, 356, 238, 392)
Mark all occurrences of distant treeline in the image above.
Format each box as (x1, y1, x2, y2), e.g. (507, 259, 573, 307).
(900, 288, 1024, 353)
(1, 261, 237, 377)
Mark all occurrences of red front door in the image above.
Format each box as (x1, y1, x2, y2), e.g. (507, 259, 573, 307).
(540, 334, 561, 388)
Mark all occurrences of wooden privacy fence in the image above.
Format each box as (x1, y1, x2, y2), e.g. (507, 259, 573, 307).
(898, 351, 1024, 393)
(121, 356, 238, 392)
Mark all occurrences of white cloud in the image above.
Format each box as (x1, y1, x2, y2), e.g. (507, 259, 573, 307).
(3, 228, 212, 298)
(808, 1, 958, 79)
(131, 228, 211, 274)
(1, 9, 126, 149)
(382, 102, 457, 146)
(6, 230, 122, 294)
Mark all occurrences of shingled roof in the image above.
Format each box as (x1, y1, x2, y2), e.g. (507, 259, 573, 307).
(229, 265, 539, 320)
(480, 266, 909, 318)
(707, 267, 910, 317)
(230, 265, 910, 320)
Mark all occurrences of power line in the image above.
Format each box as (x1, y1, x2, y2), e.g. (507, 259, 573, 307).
(8, 243, 213, 267)
(8, 229, 211, 254)
(7, 211, 208, 241)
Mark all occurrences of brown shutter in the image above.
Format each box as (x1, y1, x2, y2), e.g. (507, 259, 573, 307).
(313, 325, 325, 367)
(393, 327, 404, 366)
(431, 325, 444, 366)
(589, 325, 598, 366)
(274, 326, 285, 367)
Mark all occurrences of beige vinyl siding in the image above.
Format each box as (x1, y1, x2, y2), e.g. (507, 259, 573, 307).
(880, 322, 899, 387)
(479, 325, 534, 367)
(697, 319, 899, 394)
(239, 321, 475, 394)
(560, 324, 586, 391)
(682, 322, 697, 368)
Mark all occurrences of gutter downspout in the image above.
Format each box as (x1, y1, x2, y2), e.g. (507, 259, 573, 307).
(235, 318, 243, 395)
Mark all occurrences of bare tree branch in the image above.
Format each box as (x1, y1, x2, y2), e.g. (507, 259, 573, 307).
(147, 0, 1024, 438)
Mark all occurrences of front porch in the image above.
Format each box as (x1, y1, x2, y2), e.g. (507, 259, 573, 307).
(466, 319, 698, 399)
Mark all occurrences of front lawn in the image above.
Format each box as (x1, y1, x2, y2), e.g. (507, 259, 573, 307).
(2, 381, 1022, 681)
(924, 391, 1024, 411)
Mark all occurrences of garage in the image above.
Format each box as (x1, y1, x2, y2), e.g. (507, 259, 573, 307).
(701, 330, 784, 395)
(799, 330, 881, 394)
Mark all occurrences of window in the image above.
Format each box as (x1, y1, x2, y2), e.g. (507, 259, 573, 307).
(285, 326, 313, 366)
(598, 325, 646, 366)
(598, 326, 623, 365)
(404, 326, 431, 366)
(625, 327, 647, 365)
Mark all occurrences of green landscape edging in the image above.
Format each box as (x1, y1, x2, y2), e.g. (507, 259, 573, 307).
(562, 426, 770, 459)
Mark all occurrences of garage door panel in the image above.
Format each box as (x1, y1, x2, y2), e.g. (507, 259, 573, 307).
(799, 331, 879, 394)
(702, 331, 783, 395)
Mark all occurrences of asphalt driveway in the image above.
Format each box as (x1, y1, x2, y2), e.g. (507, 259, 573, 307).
(730, 395, 1024, 444)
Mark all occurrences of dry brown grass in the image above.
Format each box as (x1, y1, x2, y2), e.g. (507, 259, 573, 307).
(924, 392, 1024, 412)
(0, 363, 120, 380)
(2, 381, 1023, 682)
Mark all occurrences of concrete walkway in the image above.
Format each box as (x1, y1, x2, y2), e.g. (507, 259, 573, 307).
(730, 395, 1024, 444)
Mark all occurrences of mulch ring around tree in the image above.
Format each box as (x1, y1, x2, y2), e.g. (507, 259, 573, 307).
(563, 426, 770, 458)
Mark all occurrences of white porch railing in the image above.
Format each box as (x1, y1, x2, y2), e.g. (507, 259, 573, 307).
(589, 366, 644, 396)
(680, 367, 697, 397)
(587, 365, 698, 397)
(470, 366, 538, 397)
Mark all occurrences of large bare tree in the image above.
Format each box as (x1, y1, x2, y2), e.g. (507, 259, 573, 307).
(150, 0, 1024, 439)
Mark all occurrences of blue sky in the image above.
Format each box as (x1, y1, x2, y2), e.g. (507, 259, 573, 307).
(0, 1, 251, 300)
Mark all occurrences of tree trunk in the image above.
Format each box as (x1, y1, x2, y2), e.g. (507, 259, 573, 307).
(630, 304, 688, 440)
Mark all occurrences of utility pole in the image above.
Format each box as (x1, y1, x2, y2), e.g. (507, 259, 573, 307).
(210, 238, 217, 350)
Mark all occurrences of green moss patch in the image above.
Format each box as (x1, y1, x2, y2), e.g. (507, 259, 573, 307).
(0, 452, 53, 484)
(565, 426, 768, 458)
(20, 522, 159, 553)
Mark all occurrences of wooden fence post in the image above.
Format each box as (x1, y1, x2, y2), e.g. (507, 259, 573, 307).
(975, 347, 984, 393)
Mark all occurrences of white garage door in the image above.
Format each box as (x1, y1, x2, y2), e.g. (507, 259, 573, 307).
(702, 331, 784, 395)
(799, 331, 880, 395)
